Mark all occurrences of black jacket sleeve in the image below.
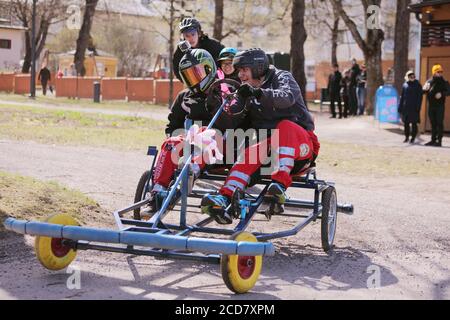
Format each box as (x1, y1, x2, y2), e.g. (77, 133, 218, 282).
(166, 90, 188, 136)
(258, 70, 299, 110)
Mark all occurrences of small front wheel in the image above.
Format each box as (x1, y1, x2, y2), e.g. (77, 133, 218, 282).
(220, 231, 263, 294)
(34, 213, 79, 271)
(321, 186, 338, 253)
(133, 170, 152, 220)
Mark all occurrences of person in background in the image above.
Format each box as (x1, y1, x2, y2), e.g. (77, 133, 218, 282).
(327, 63, 343, 118)
(57, 68, 64, 79)
(340, 69, 351, 118)
(423, 64, 450, 147)
(173, 17, 224, 82)
(349, 58, 360, 116)
(356, 64, 367, 115)
(69, 63, 77, 76)
(38, 65, 51, 96)
(398, 71, 423, 144)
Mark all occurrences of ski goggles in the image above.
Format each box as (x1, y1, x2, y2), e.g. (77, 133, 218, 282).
(180, 65, 207, 88)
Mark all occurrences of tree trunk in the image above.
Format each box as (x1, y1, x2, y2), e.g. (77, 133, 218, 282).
(365, 45, 383, 115)
(213, 0, 224, 41)
(290, 0, 307, 102)
(74, 0, 99, 76)
(331, 11, 339, 66)
(22, 32, 31, 73)
(394, 0, 411, 93)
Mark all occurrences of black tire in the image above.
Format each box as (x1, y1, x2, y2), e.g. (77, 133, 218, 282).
(321, 186, 337, 253)
(133, 170, 152, 220)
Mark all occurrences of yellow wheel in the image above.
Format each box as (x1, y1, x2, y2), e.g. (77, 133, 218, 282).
(34, 213, 79, 271)
(220, 231, 263, 294)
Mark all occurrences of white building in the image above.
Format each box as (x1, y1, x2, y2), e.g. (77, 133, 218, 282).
(0, 22, 27, 71)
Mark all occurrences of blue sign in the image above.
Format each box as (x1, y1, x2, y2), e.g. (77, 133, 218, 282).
(375, 85, 399, 123)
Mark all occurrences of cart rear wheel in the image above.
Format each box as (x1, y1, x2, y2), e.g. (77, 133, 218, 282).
(220, 231, 262, 294)
(133, 170, 152, 220)
(34, 213, 79, 271)
(321, 186, 337, 253)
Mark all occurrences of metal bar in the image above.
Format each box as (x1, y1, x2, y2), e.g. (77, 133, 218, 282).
(233, 185, 269, 232)
(255, 212, 316, 241)
(149, 97, 230, 228)
(175, 216, 215, 237)
(75, 242, 221, 264)
(4, 218, 275, 256)
(149, 159, 190, 227)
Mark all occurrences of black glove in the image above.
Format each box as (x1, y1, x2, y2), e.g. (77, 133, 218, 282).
(237, 83, 262, 99)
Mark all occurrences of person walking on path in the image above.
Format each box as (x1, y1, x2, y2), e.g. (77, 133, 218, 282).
(423, 64, 450, 147)
(398, 71, 423, 144)
(327, 64, 343, 118)
(38, 66, 51, 96)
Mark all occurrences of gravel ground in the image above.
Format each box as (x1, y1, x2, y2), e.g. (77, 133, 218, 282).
(0, 112, 449, 300)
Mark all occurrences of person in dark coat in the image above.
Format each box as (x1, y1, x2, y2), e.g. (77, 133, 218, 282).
(398, 71, 423, 144)
(422, 64, 450, 147)
(340, 69, 351, 118)
(349, 58, 361, 116)
(38, 66, 51, 96)
(173, 17, 224, 82)
(327, 64, 342, 118)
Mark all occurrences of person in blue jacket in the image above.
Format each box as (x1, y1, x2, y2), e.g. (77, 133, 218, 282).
(398, 71, 423, 144)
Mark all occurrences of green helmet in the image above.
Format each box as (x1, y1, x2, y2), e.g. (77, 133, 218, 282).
(179, 49, 217, 93)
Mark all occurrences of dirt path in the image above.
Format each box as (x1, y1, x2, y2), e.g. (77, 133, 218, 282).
(0, 99, 170, 121)
(0, 113, 449, 300)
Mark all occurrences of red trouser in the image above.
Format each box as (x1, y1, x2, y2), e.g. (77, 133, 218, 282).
(220, 120, 320, 198)
(153, 131, 224, 190)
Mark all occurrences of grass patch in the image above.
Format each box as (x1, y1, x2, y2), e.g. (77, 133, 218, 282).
(0, 171, 108, 232)
(0, 92, 169, 112)
(0, 104, 166, 150)
(319, 140, 450, 177)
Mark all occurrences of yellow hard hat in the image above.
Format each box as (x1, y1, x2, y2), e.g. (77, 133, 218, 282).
(432, 64, 444, 75)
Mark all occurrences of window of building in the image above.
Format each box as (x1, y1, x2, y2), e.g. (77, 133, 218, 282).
(0, 39, 11, 49)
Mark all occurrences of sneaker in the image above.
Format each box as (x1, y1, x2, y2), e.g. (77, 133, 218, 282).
(425, 140, 436, 146)
(201, 194, 233, 224)
(265, 182, 287, 205)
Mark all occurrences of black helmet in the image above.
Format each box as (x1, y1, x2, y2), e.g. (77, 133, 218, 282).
(179, 17, 201, 33)
(233, 48, 269, 78)
(179, 49, 217, 94)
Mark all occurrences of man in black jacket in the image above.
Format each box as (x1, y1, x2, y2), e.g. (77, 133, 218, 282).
(423, 64, 449, 147)
(172, 18, 224, 82)
(327, 64, 342, 118)
(38, 66, 51, 96)
(349, 58, 360, 116)
(201, 48, 319, 224)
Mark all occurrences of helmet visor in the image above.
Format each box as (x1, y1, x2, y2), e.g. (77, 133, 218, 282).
(180, 64, 207, 88)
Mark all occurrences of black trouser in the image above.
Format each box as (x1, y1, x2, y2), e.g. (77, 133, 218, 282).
(404, 122, 418, 140)
(330, 93, 342, 118)
(342, 94, 349, 118)
(348, 86, 358, 116)
(428, 104, 445, 142)
(41, 80, 48, 96)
